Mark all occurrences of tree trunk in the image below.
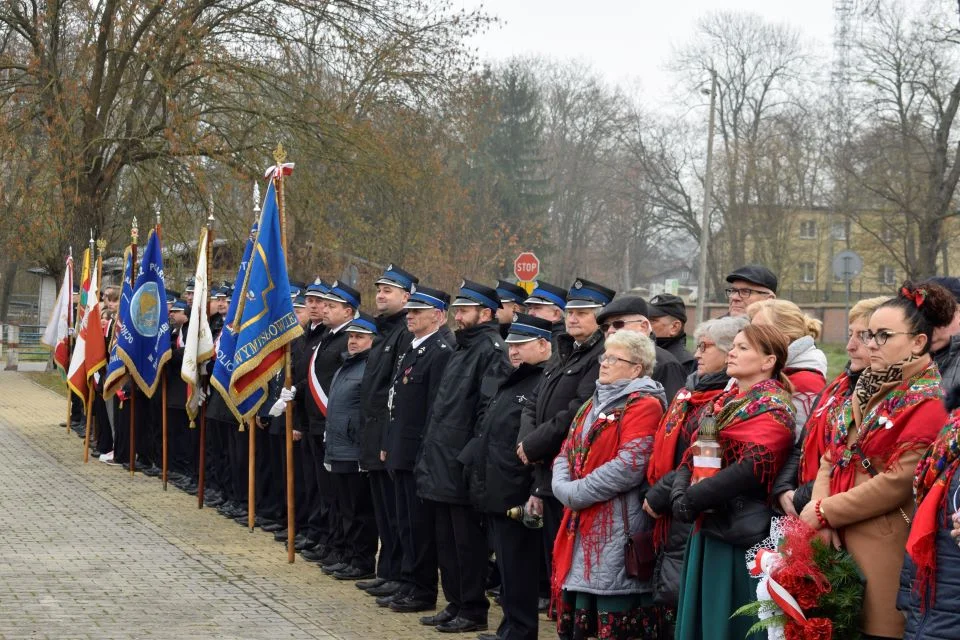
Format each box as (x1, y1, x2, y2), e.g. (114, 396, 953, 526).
(0, 261, 20, 323)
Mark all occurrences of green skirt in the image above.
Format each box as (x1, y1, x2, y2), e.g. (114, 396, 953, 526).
(675, 530, 760, 640)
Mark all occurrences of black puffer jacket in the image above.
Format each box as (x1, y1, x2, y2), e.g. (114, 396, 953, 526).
(415, 321, 510, 504)
(324, 350, 369, 463)
(464, 361, 545, 514)
(357, 311, 412, 470)
(517, 330, 603, 497)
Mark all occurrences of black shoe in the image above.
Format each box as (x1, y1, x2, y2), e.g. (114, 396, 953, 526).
(294, 536, 317, 552)
(420, 610, 456, 626)
(261, 520, 285, 533)
(203, 491, 225, 508)
(122, 461, 145, 472)
(89, 448, 102, 458)
(318, 549, 342, 565)
(356, 577, 386, 591)
(476, 634, 500, 640)
(436, 617, 487, 633)
(333, 566, 375, 581)
(299, 546, 324, 562)
(389, 596, 436, 613)
(274, 529, 288, 542)
(366, 581, 403, 597)
(320, 562, 348, 575)
(234, 514, 257, 526)
(376, 590, 411, 608)
(537, 597, 550, 613)
(217, 501, 241, 517)
(142, 465, 162, 477)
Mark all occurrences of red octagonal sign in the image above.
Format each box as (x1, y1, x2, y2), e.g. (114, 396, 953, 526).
(514, 252, 540, 281)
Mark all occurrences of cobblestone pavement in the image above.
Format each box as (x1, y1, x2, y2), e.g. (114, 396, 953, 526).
(0, 372, 555, 640)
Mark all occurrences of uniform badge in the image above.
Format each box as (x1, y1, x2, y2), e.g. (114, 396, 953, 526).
(402, 365, 413, 384)
(331, 280, 339, 288)
(384, 346, 391, 353)
(418, 346, 426, 355)
(387, 263, 394, 271)
(512, 313, 519, 322)
(574, 280, 583, 289)
(410, 283, 417, 294)
(460, 279, 466, 289)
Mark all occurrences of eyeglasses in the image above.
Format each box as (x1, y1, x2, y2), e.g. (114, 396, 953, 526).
(857, 329, 919, 346)
(695, 341, 716, 353)
(724, 287, 772, 300)
(598, 354, 640, 366)
(599, 318, 646, 333)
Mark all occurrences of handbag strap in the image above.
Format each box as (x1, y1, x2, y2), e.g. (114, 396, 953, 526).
(849, 441, 912, 525)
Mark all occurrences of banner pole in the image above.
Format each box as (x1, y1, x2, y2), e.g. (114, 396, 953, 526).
(248, 418, 256, 531)
(198, 211, 215, 508)
(129, 219, 139, 477)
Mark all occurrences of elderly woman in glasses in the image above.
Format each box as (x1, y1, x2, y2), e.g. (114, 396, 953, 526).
(641, 316, 747, 634)
(801, 282, 953, 640)
(551, 330, 667, 639)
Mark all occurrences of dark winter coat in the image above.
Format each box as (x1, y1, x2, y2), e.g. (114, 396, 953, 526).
(464, 361, 545, 514)
(656, 334, 696, 378)
(415, 321, 510, 504)
(652, 345, 687, 403)
(383, 331, 452, 471)
(166, 324, 187, 410)
(358, 311, 412, 470)
(933, 333, 960, 393)
(517, 329, 604, 498)
(324, 349, 370, 463)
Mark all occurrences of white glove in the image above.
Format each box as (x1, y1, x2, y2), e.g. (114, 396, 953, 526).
(268, 399, 287, 417)
(279, 386, 296, 402)
(197, 388, 208, 406)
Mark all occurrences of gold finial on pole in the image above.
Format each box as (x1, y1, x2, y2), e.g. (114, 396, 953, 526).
(273, 142, 287, 166)
(253, 181, 260, 213)
(95, 238, 107, 255)
(155, 201, 161, 228)
(131, 217, 139, 244)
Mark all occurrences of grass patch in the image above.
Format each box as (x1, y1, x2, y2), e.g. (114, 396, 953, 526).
(822, 342, 848, 380)
(23, 371, 70, 398)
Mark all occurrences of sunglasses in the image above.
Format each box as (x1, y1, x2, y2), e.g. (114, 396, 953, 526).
(599, 318, 646, 333)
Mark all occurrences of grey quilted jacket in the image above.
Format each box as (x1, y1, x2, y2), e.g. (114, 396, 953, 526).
(552, 377, 664, 596)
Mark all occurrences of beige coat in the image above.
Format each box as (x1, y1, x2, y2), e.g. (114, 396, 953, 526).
(812, 442, 921, 638)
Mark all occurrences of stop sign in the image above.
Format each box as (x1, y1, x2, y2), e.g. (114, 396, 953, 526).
(514, 252, 540, 281)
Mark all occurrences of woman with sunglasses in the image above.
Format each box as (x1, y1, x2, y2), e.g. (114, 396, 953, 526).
(551, 330, 667, 639)
(672, 324, 796, 640)
(800, 281, 954, 640)
(899, 385, 960, 639)
(641, 316, 747, 635)
(772, 296, 889, 517)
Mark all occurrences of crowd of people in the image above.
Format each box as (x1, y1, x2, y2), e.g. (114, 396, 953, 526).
(62, 262, 960, 640)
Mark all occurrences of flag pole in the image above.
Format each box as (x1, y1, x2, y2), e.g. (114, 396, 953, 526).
(273, 144, 296, 564)
(247, 182, 261, 532)
(199, 209, 214, 509)
(83, 243, 104, 463)
(129, 218, 139, 477)
(156, 204, 170, 491)
(65, 246, 74, 435)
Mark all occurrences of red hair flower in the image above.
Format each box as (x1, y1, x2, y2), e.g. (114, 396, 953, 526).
(901, 286, 926, 308)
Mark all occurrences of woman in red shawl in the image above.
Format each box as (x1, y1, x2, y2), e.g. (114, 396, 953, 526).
(641, 315, 747, 635)
(772, 296, 890, 517)
(801, 281, 954, 639)
(672, 323, 796, 640)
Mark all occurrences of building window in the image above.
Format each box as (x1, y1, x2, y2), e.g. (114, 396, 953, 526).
(799, 220, 817, 239)
(800, 262, 816, 283)
(831, 220, 847, 240)
(879, 264, 896, 286)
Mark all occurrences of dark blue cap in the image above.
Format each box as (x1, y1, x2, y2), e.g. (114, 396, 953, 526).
(322, 280, 361, 309)
(404, 285, 450, 311)
(505, 313, 552, 343)
(170, 300, 188, 312)
(525, 281, 567, 310)
(451, 279, 501, 310)
(345, 311, 379, 335)
(184, 278, 196, 293)
(376, 264, 419, 292)
(496, 280, 528, 305)
(927, 276, 960, 303)
(566, 278, 615, 309)
(289, 280, 306, 298)
(292, 294, 306, 308)
(305, 279, 330, 297)
(165, 290, 180, 303)
(212, 286, 227, 299)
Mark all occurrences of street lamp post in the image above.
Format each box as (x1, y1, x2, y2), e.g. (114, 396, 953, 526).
(695, 69, 718, 326)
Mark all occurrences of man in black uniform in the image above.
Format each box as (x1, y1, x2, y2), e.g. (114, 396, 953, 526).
(299, 280, 358, 569)
(466, 313, 553, 640)
(380, 285, 452, 611)
(166, 300, 196, 491)
(355, 265, 418, 594)
(495, 280, 528, 338)
(516, 278, 614, 617)
(414, 280, 511, 634)
(523, 281, 567, 342)
(648, 293, 696, 376)
(596, 296, 686, 401)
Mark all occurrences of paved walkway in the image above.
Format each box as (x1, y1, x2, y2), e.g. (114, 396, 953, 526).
(0, 372, 552, 639)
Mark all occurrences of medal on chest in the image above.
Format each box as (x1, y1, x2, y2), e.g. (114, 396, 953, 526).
(402, 365, 413, 385)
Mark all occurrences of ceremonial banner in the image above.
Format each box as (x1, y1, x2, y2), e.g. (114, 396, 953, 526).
(181, 228, 215, 425)
(115, 230, 171, 397)
(227, 180, 302, 421)
(42, 255, 73, 374)
(103, 246, 134, 398)
(67, 257, 107, 399)
(75, 248, 91, 331)
(210, 219, 263, 422)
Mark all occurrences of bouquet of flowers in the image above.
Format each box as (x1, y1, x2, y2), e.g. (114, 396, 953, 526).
(735, 517, 865, 640)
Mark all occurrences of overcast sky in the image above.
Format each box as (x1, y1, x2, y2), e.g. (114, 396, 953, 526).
(461, 0, 836, 107)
